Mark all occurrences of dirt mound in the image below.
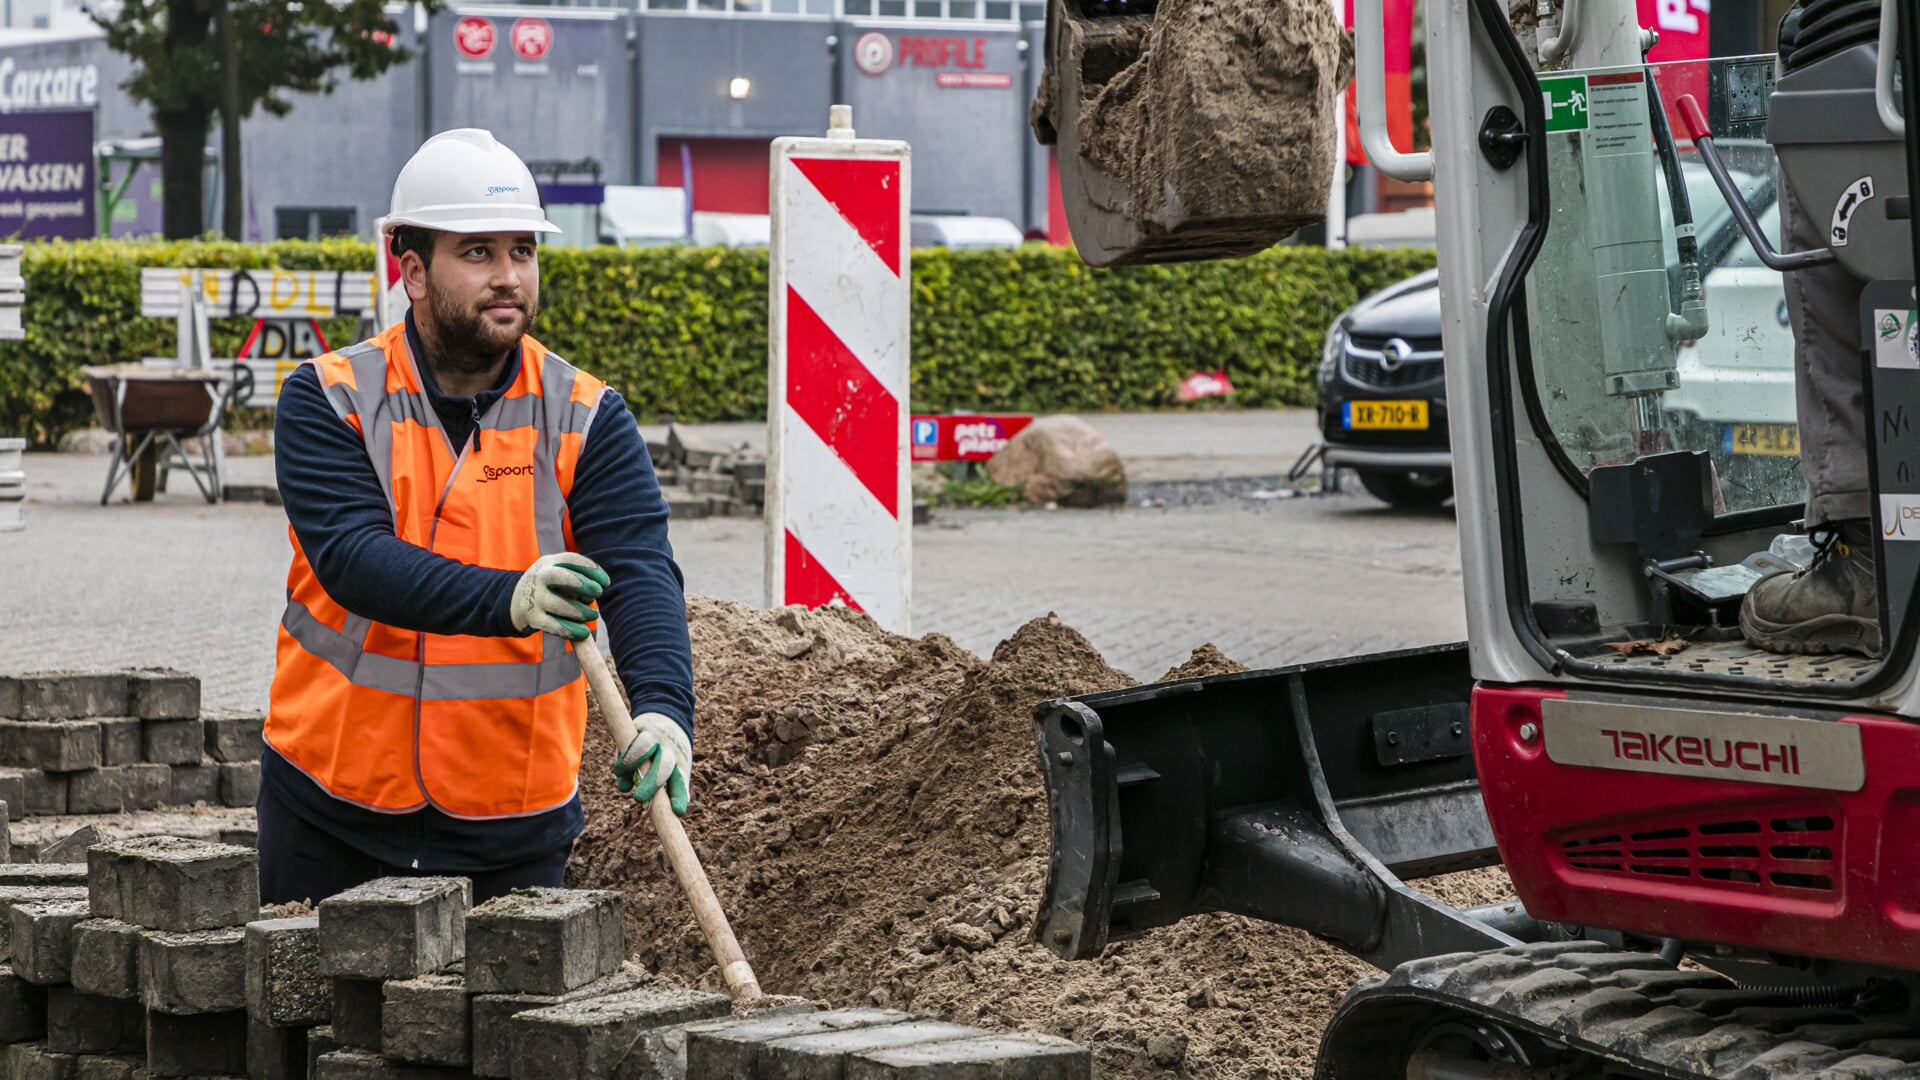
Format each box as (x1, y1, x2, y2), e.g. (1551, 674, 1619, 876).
(570, 600, 1508, 1078)
(1160, 643, 1250, 682)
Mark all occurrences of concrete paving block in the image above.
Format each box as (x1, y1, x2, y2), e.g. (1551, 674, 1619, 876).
(329, 978, 382, 1051)
(121, 766, 167, 814)
(22, 772, 64, 817)
(66, 770, 125, 816)
(142, 1009, 247, 1077)
(6, 1042, 75, 1080)
(312, 1047, 470, 1079)
(843, 1035, 1092, 1080)
(12, 900, 91, 984)
(35, 827, 97, 866)
(125, 673, 197, 723)
(0, 771, 26, 819)
(689, 1013, 968, 1080)
(0, 965, 47, 1041)
(682, 1008, 904, 1078)
(509, 985, 731, 1079)
(163, 764, 218, 809)
(139, 927, 245, 1014)
(71, 1056, 140, 1080)
(0, 675, 128, 721)
(0, 869, 83, 888)
(244, 916, 326, 1026)
(70, 920, 140, 999)
(304, 1025, 339, 1078)
(468, 963, 649, 1078)
(46, 987, 143, 1054)
(318, 879, 468, 981)
(215, 763, 257, 809)
(246, 1019, 307, 1080)
(464, 887, 620, 996)
(87, 838, 258, 932)
(382, 970, 469, 1067)
(94, 723, 140, 769)
(138, 722, 202, 768)
(0, 887, 90, 958)
(199, 715, 262, 765)
(1, 723, 101, 773)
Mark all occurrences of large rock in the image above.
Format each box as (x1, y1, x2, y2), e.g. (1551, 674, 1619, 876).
(985, 416, 1126, 508)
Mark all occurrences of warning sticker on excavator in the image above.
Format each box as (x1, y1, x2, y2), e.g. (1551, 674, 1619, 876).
(1539, 75, 1589, 133)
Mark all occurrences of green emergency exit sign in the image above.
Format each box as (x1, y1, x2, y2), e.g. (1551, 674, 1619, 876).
(1540, 75, 1590, 133)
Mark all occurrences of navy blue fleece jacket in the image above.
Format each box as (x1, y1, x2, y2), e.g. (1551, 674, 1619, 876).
(265, 316, 694, 873)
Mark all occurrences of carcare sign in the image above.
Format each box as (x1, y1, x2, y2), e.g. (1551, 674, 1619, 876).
(910, 414, 1033, 462)
(0, 108, 94, 240)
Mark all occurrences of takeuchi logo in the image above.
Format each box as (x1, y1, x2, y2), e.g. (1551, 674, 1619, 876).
(1601, 728, 1801, 776)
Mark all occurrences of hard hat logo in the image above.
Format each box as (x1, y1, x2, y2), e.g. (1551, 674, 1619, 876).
(385, 129, 561, 237)
(485, 186, 522, 196)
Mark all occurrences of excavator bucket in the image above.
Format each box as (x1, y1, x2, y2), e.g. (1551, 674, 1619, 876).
(1031, 644, 1522, 969)
(1031, 0, 1354, 266)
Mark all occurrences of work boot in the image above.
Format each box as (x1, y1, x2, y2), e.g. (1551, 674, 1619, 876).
(1740, 519, 1881, 658)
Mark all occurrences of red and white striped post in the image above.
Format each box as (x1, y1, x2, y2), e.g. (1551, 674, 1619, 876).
(765, 106, 913, 633)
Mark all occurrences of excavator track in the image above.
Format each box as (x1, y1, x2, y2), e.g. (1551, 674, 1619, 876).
(1317, 941, 1920, 1079)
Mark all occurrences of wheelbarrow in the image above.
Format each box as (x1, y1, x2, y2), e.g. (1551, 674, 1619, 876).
(82, 362, 254, 504)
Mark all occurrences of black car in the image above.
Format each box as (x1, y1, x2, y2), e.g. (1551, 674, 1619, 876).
(1312, 269, 1453, 509)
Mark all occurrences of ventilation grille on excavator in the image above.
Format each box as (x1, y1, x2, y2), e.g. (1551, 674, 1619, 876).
(1560, 811, 1838, 894)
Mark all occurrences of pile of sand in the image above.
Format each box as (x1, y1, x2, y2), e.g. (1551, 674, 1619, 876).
(569, 597, 1508, 1079)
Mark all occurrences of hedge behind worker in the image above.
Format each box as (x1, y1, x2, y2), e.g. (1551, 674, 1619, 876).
(258, 129, 695, 905)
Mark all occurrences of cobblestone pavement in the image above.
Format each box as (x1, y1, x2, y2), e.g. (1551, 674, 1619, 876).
(2, 452, 1463, 711)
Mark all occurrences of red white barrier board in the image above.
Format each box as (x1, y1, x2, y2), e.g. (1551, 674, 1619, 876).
(766, 117, 912, 633)
(910, 414, 1032, 462)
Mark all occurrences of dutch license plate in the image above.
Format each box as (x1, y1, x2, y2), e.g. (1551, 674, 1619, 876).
(1344, 400, 1429, 431)
(1727, 423, 1800, 456)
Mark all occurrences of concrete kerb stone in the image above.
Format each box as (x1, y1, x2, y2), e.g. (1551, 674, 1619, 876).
(843, 1035, 1093, 1080)
(122, 765, 168, 813)
(508, 985, 731, 1078)
(6, 1042, 76, 1080)
(142, 1008, 248, 1076)
(95, 722, 140, 768)
(0, 964, 48, 1041)
(0, 867, 86, 887)
(200, 714, 264, 764)
(23, 771, 65, 816)
(0, 674, 129, 721)
(468, 962, 650, 1078)
(1, 722, 102, 773)
(329, 977, 383, 1051)
(164, 763, 219, 808)
(464, 886, 622, 995)
(217, 762, 259, 808)
(304, 1025, 341, 1078)
(244, 916, 326, 1026)
(318, 878, 468, 981)
(71, 920, 141, 999)
(125, 672, 198, 722)
(682, 1008, 910, 1078)
(138, 927, 246, 1014)
(45, 987, 143, 1054)
(67, 770, 127, 816)
(381, 969, 469, 1067)
(247, 1018, 308, 1080)
(313, 1046, 472, 1079)
(37, 827, 99, 866)
(87, 838, 259, 932)
(139, 721, 203, 768)
(0, 886, 91, 960)
(0, 770, 27, 817)
(12, 899, 92, 984)
(755, 1021, 988, 1079)
(71, 1055, 141, 1080)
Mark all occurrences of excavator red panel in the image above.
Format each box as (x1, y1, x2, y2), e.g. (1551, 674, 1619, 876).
(1474, 685, 1920, 970)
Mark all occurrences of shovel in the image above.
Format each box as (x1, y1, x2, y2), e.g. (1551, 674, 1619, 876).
(574, 634, 764, 1002)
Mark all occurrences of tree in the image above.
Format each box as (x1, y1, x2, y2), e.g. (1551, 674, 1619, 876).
(95, 0, 426, 239)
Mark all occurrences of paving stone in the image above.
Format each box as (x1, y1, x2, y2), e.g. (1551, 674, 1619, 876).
(94, 723, 140, 769)
(330, 977, 383, 1052)
(844, 1034, 1092, 1079)
(509, 985, 731, 1078)
(87, 838, 258, 932)
(464, 887, 621, 995)
(139, 927, 245, 1014)
(199, 715, 262, 764)
(6, 1042, 75, 1080)
(11, 900, 91, 984)
(685, 1009, 923, 1078)
(139, 723, 202, 768)
(246, 1019, 306, 1080)
(71, 1056, 140, 1080)
(318, 879, 467, 981)
(121, 766, 168, 813)
(143, 1009, 247, 1077)
(627, 1000, 820, 1079)
(70, 920, 140, 1000)
(468, 963, 649, 1078)
(22, 772, 65, 817)
(0, 965, 47, 1041)
(36, 827, 98, 867)
(125, 673, 197, 723)
(0, 675, 128, 721)
(382, 970, 469, 1066)
(312, 1047, 470, 1079)
(304, 1025, 340, 1078)
(216, 764, 257, 809)
(66, 770, 126, 816)
(244, 916, 326, 1028)
(0, 723, 101, 773)
(163, 764, 218, 809)
(46, 987, 143, 1054)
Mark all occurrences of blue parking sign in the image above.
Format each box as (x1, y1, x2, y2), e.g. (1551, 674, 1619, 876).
(912, 419, 938, 446)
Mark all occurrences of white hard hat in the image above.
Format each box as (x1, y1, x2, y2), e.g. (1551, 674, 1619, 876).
(384, 129, 560, 236)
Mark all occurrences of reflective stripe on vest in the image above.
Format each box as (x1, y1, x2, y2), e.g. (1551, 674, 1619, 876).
(268, 321, 608, 819)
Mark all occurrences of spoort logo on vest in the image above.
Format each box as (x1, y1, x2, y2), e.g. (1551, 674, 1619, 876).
(454, 16, 496, 59)
(0, 60, 99, 113)
(511, 18, 553, 62)
(475, 463, 535, 483)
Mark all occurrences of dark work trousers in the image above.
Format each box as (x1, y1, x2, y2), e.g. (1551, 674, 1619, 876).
(256, 783, 571, 906)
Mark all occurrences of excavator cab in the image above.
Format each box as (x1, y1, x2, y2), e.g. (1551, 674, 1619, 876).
(1033, 1, 1920, 1075)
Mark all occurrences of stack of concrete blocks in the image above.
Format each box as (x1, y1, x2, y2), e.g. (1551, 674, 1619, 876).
(650, 425, 766, 521)
(0, 243, 21, 532)
(0, 671, 264, 832)
(0, 437, 22, 534)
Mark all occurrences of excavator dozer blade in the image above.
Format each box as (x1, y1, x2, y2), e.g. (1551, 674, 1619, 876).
(1031, 0, 1353, 266)
(1032, 643, 1521, 969)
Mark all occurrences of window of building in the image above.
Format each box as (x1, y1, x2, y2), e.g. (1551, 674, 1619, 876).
(275, 207, 357, 240)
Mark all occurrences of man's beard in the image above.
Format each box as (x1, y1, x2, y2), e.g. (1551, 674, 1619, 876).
(424, 276, 539, 375)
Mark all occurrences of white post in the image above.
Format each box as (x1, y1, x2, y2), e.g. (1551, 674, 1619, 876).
(374, 216, 411, 330)
(764, 106, 913, 633)
(1325, 0, 1348, 250)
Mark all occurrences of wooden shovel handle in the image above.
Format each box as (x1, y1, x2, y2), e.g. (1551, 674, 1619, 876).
(574, 635, 763, 1001)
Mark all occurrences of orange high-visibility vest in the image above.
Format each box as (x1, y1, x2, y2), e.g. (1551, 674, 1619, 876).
(266, 322, 607, 819)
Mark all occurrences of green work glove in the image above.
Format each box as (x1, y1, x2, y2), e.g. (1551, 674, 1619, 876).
(612, 712, 692, 816)
(510, 554, 610, 642)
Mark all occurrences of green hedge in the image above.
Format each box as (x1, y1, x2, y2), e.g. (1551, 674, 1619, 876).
(1, 238, 1436, 446)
